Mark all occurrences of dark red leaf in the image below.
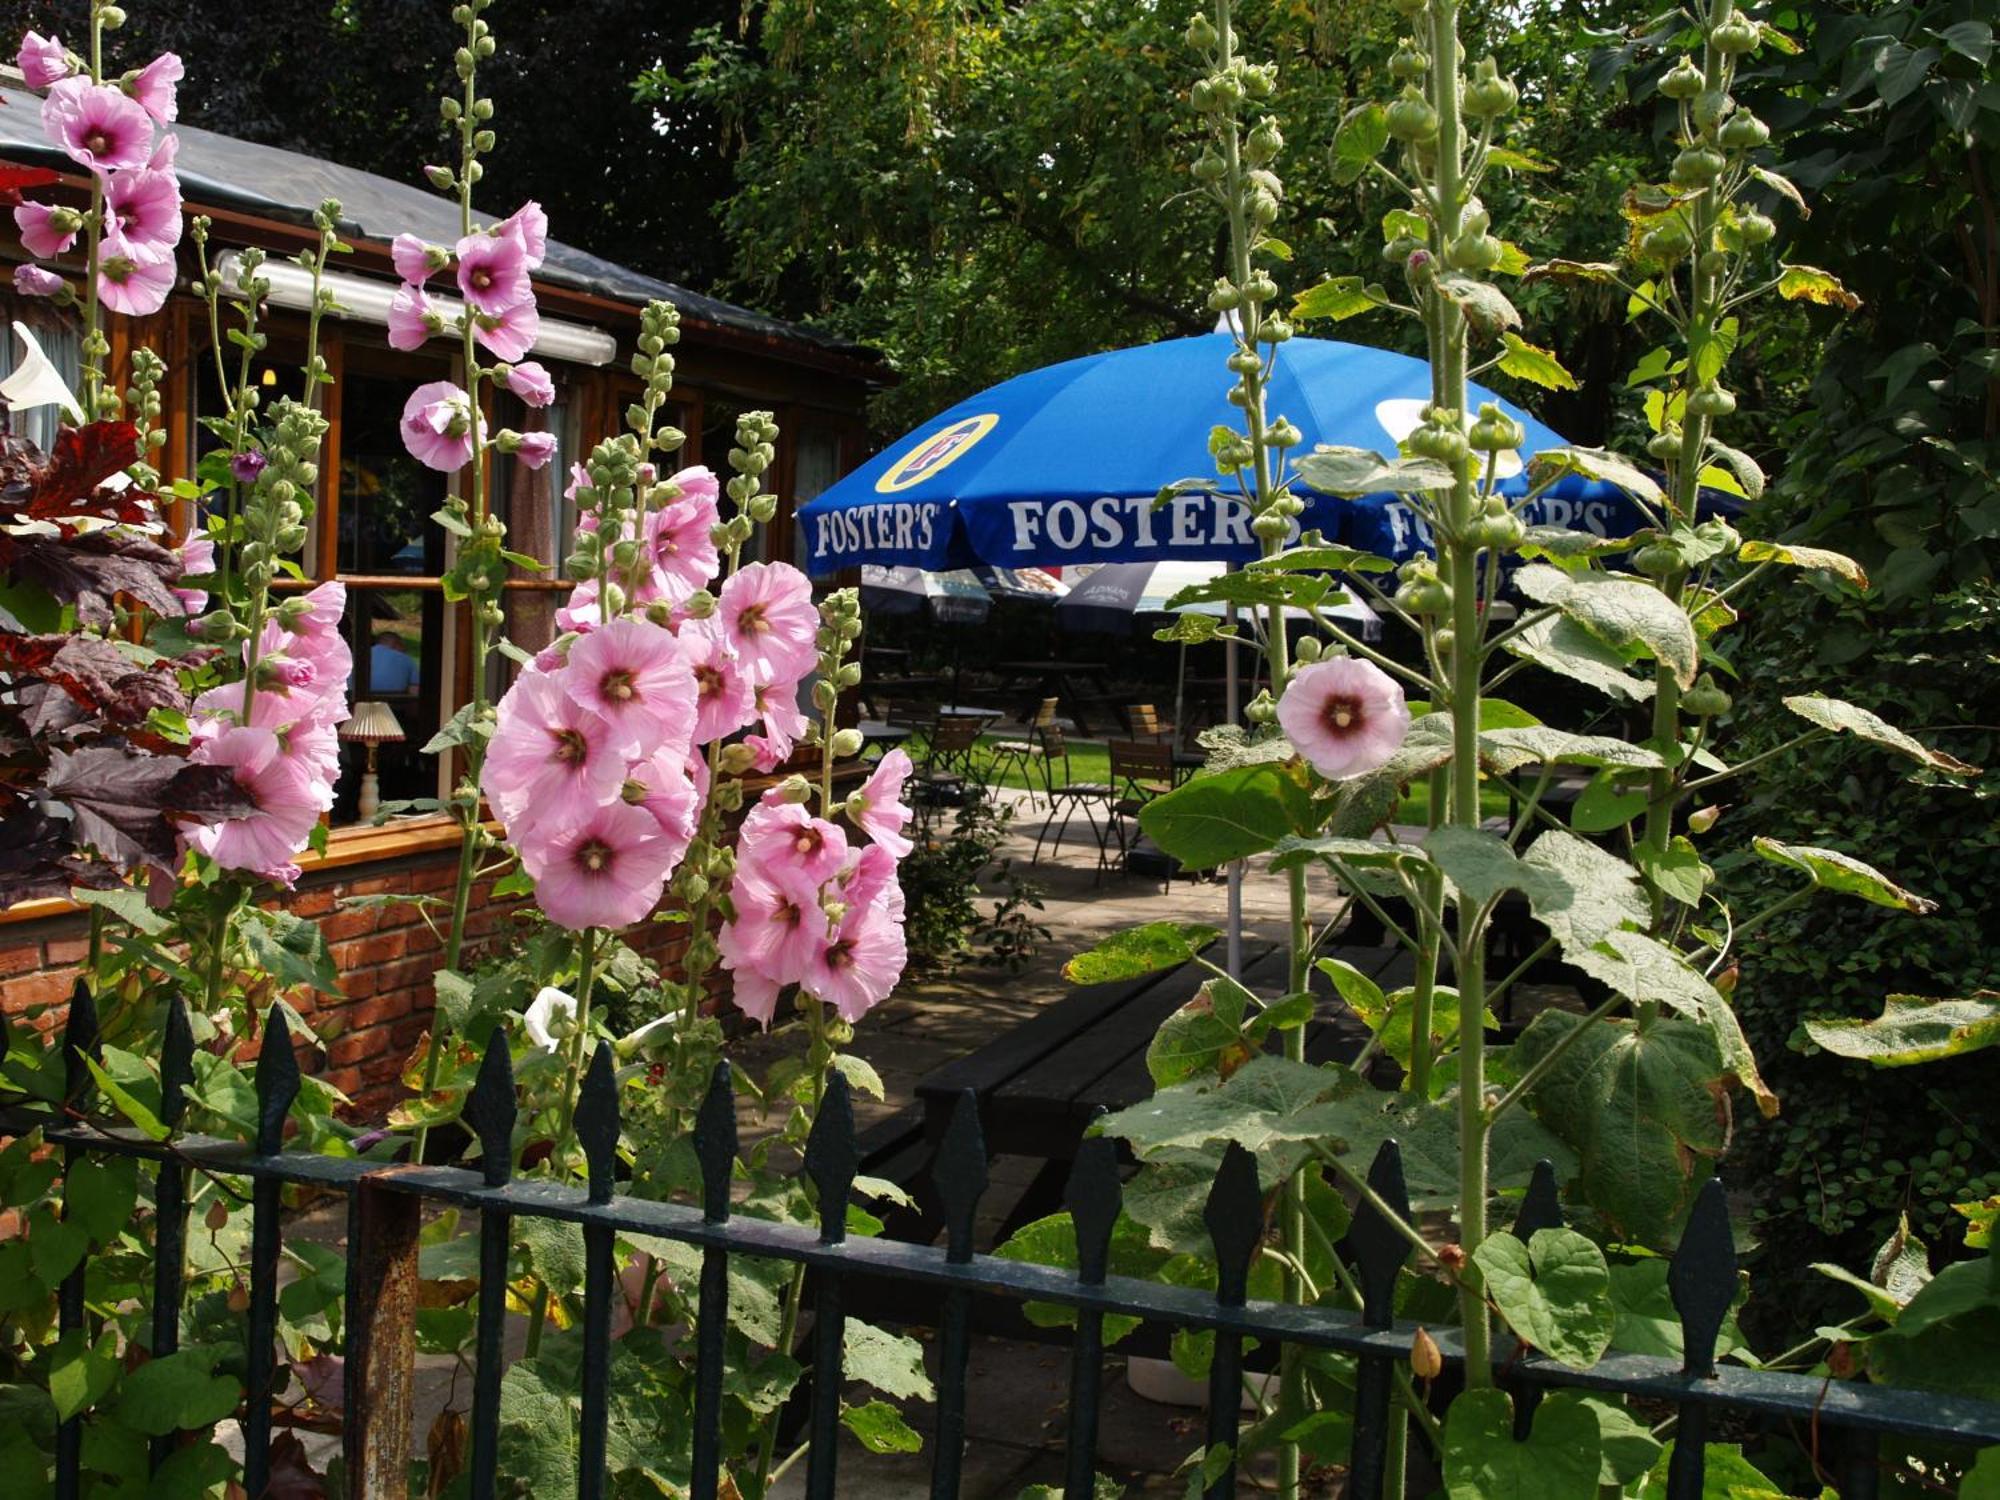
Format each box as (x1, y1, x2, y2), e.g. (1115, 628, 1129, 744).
(0, 806, 116, 906)
(0, 633, 188, 726)
(0, 163, 62, 192)
(163, 763, 257, 820)
(263, 1433, 329, 1499)
(0, 424, 154, 527)
(45, 744, 217, 870)
(7, 530, 182, 623)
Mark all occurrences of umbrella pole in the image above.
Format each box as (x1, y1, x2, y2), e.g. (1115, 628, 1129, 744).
(1172, 640, 1187, 752)
(1224, 592, 1242, 980)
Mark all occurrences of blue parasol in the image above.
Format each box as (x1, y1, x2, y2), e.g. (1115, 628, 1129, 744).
(796, 333, 1709, 577)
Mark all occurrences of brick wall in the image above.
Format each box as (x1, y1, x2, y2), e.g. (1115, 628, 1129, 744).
(0, 844, 692, 1123)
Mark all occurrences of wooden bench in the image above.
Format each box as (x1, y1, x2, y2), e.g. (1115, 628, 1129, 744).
(881, 930, 1415, 1250)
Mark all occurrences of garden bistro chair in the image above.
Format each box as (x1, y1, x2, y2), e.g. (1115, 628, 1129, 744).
(1125, 702, 1174, 744)
(1029, 723, 1117, 872)
(1105, 737, 1178, 884)
(985, 696, 1062, 811)
(912, 712, 986, 807)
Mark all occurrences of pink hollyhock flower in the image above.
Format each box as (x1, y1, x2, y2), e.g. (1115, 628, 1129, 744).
(728, 966, 784, 1029)
(515, 431, 557, 470)
(849, 747, 914, 858)
(753, 680, 809, 757)
(483, 668, 626, 832)
(646, 480, 721, 599)
(18, 32, 71, 89)
(518, 798, 674, 932)
(105, 164, 182, 250)
(12, 265, 64, 298)
(1275, 657, 1411, 781)
(172, 534, 214, 615)
(738, 799, 849, 892)
(720, 867, 829, 986)
(391, 233, 440, 286)
(841, 841, 906, 924)
(42, 79, 152, 173)
(13, 202, 77, 259)
(505, 361, 555, 408)
(806, 898, 907, 1023)
(471, 299, 539, 362)
(289, 579, 348, 636)
(563, 463, 589, 503)
(556, 579, 603, 635)
(454, 230, 530, 315)
(681, 625, 758, 744)
(97, 242, 174, 316)
(128, 53, 183, 123)
(565, 617, 697, 759)
(400, 380, 475, 472)
(385, 285, 436, 352)
(716, 562, 818, 687)
(180, 724, 331, 887)
(496, 201, 548, 265)
(624, 747, 699, 861)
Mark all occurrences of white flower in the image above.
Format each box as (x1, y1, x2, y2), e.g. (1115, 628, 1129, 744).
(523, 986, 578, 1053)
(618, 1008, 686, 1054)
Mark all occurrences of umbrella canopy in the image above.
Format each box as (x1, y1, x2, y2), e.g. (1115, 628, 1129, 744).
(1057, 560, 1382, 639)
(858, 565, 993, 624)
(798, 333, 1664, 577)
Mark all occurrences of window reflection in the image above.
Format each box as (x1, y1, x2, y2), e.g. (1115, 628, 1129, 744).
(339, 373, 447, 576)
(333, 588, 442, 824)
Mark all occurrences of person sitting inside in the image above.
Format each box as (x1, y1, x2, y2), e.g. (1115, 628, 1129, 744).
(370, 630, 419, 695)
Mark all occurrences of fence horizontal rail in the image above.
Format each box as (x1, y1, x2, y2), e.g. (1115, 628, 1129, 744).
(7, 991, 1999, 1500)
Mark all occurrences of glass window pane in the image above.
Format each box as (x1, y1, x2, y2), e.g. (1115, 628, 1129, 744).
(338, 372, 449, 576)
(794, 428, 842, 503)
(334, 586, 443, 825)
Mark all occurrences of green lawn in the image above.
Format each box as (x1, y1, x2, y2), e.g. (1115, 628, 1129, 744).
(904, 733, 1507, 820)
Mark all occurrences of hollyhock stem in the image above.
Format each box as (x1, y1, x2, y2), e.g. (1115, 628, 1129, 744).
(525, 926, 601, 1360)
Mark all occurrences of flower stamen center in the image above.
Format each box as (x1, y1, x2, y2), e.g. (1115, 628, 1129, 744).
(578, 838, 612, 873)
(552, 727, 589, 765)
(602, 669, 636, 702)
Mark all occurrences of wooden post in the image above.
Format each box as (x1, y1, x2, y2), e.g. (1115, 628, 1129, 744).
(343, 1178, 423, 1499)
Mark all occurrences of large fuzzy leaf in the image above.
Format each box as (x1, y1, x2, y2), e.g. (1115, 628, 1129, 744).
(1473, 1228, 1616, 1368)
(1782, 694, 1980, 775)
(1444, 1389, 1601, 1500)
(1513, 1013, 1729, 1248)
(1805, 993, 2000, 1067)
(1514, 564, 1698, 689)
(1752, 837, 1935, 913)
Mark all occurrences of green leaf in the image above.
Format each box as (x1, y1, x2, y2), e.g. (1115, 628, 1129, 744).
(1483, 146, 1555, 174)
(844, 1319, 934, 1402)
(1443, 1388, 1602, 1500)
(1496, 333, 1578, 391)
(239, 906, 343, 996)
(994, 1212, 1173, 1339)
(1752, 837, 1935, 913)
(1704, 442, 1768, 502)
(1138, 764, 1309, 870)
(1246, 543, 1396, 575)
(432, 968, 475, 1033)
(1513, 1013, 1728, 1247)
(69, 885, 169, 936)
(63, 1155, 138, 1245)
(1147, 984, 1252, 1088)
(1294, 446, 1457, 496)
(1426, 826, 1572, 910)
(1521, 831, 1649, 948)
(1608, 1258, 1745, 1362)
(28, 1209, 87, 1284)
(1480, 728, 1665, 776)
(1098, 1056, 1347, 1166)
(1526, 446, 1663, 506)
(1292, 276, 1389, 323)
(1164, 571, 1336, 613)
(117, 1349, 242, 1436)
(1805, 992, 2000, 1067)
(1737, 538, 1865, 585)
(833, 1052, 886, 1100)
(1639, 1443, 1781, 1499)
(1580, 1396, 1665, 1487)
(1522, 259, 1623, 286)
(82, 1050, 169, 1142)
(1501, 614, 1655, 702)
(1635, 837, 1710, 909)
(1062, 921, 1218, 985)
(842, 1397, 924, 1454)
(1778, 263, 1862, 312)
(1781, 694, 1979, 775)
(47, 1331, 119, 1422)
(1472, 1229, 1616, 1368)
(1514, 564, 1698, 689)
(1435, 276, 1522, 337)
(1330, 102, 1389, 185)
(518, 1216, 587, 1299)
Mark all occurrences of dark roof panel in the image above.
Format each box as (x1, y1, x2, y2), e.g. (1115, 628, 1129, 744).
(0, 81, 868, 358)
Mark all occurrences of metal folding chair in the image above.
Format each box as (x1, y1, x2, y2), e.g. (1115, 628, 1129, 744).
(1106, 738, 1178, 886)
(1029, 724, 1116, 872)
(985, 697, 1061, 811)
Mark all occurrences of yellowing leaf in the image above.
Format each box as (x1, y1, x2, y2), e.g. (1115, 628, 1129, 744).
(1497, 333, 1580, 391)
(1778, 264, 1862, 312)
(1738, 539, 1867, 587)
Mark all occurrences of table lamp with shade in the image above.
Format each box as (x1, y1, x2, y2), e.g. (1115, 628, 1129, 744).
(339, 701, 405, 822)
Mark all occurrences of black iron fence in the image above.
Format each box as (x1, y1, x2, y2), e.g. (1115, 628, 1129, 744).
(11, 989, 2000, 1500)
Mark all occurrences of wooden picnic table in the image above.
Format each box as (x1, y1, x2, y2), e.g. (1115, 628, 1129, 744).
(877, 934, 1415, 1250)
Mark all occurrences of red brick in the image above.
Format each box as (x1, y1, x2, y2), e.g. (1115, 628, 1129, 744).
(327, 1029, 390, 1067)
(404, 924, 442, 957)
(2, 967, 81, 1013)
(408, 862, 461, 894)
(355, 931, 410, 967)
(0, 942, 43, 977)
(345, 874, 410, 898)
(319, 907, 378, 944)
(390, 1014, 431, 1051)
(43, 936, 90, 965)
(373, 957, 436, 997)
(361, 1049, 411, 1086)
(338, 967, 379, 1002)
(288, 889, 337, 918)
(341, 992, 414, 1031)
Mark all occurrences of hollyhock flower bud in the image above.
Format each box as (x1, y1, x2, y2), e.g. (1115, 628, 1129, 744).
(391, 233, 449, 286)
(523, 987, 576, 1052)
(516, 431, 557, 470)
(18, 32, 73, 89)
(1274, 657, 1411, 781)
(505, 360, 556, 408)
(127, 52, 183, 123)
(13, 202, 81, 259)
(846, 748, 913, 857)
(230, 450, 268, 487)
(11, 264, 65, 298)
(716, 743, 760, 777)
